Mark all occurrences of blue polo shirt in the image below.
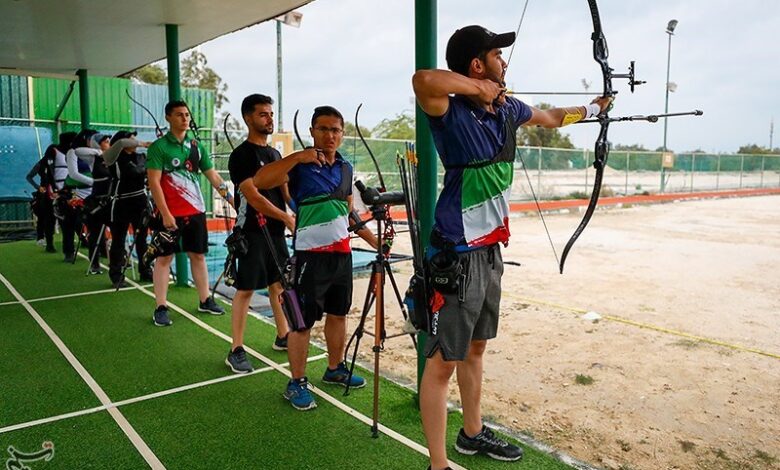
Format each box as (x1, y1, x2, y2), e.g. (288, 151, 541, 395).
(427, 95, 532, 249)
(288, 152, 354, 253)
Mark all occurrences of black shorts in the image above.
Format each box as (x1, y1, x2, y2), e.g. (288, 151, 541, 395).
(234, 230, 288, 291)
(295, 251, 352, 329)
(173, 213, 208, 254)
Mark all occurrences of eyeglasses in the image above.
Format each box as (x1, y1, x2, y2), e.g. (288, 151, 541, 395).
(313, 126, 344, 135)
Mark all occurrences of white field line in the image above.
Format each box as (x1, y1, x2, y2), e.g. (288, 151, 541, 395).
(0, 353, 328, 436)
(0, 284, 155, 307)
(0, 272, 165, 470)
(84, 253, 463, 470)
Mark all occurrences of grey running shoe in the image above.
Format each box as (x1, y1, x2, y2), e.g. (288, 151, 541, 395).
(272, 333, 289, 351)
(153, 305, 172, 327)
(225, 346, 254, 374)
(454, 425, 523, 462)
(198, 297, 224, 315)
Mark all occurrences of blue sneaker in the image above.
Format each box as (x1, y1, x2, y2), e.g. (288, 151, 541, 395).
(153, 305, 172, 327)
(284, 377, 317, 411)
(322, 362, 366, 388)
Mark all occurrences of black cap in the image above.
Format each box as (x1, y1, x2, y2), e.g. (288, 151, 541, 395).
(446, 25, 515, 76)
(110, 130, 138, 146)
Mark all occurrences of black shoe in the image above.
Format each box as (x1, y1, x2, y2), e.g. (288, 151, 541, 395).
(113, 279, 128, 289)
(272, 333, 289, 351)
(153, 305, 172, 326)
(454, 425, 523, 462)
(45, 246, 57, 253)
(63, 253, 75, 263)
(198, 297, 224, 315)
(88, 266, 103, 275)
(139, 271, 154, 282)
(225, 346, 254, 374)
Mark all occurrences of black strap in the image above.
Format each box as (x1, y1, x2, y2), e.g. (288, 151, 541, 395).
(443, 117, 517, 170)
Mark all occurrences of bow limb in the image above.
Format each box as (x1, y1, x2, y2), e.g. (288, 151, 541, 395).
(126, 90, 163, 138)
(558, 0, 613, 274)
(293, 109, 305, 149)
(223, 113, 236, 151)
(355, 103, 386, 191)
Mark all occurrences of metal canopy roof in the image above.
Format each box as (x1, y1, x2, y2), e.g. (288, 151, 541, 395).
(0, 0, 312, 77)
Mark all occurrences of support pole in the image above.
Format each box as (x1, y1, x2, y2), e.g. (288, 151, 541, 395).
(77, 69, 89, 129)
(166, 24, 189, 287)
(414, 0, 436, 391)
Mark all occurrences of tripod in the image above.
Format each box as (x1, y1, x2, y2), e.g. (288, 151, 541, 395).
(344, 204, 416, 438)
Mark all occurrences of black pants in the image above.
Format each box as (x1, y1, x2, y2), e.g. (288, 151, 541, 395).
(61, 203, 103, 268)
(34, 193, 55, 249)
(108, 198, 150, 283)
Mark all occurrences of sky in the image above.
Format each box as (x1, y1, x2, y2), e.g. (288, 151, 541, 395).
(197, 0, 780, 154)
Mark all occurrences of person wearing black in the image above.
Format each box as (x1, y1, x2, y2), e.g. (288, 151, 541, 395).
(103, 130, 153, 287)
(62, 129, 101, 265)
(26, 147, 58, 252)
(224, 94, 305, 373)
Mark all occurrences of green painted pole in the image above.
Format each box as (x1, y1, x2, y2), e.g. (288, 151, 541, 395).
(414, 0, 437, 392)
(76, 69, 90, 128)
(166, 24, 189, 287)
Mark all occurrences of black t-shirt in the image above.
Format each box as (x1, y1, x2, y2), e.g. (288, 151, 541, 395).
(228, 141, 286, 235)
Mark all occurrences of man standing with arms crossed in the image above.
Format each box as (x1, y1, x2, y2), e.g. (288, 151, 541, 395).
(146, 100, 233, 326)
(413, 25, 611, 468)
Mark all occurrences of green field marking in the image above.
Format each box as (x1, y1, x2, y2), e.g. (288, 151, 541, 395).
(120, 370, 430, 469)
(0, 243, 112, 298)
(32, 290, 239, 401)
(0, 411, 147, 469)
(0, 305, 100, 428)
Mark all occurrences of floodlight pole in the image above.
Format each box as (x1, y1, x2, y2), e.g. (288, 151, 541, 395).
(277, 20, 284, 131)
(661, 19, 677, 193)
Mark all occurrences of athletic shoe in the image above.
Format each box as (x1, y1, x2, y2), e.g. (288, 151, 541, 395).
(88, 266, 103, 275)
(45, 246, 57, 253)
(272, 333, 289, 351)
(198, 297, 224, 315)
(225, 346, 254, 374)
(139, 270, 154, 282)
(63, 253, 75, 263)
(36, 239, 46, 247)
(283, 377, 317, 411)
(113, 279, 128, 289)
(454, 425, 523, 462)
(322, 362, 366, 389)
(153, 305, 172, 327)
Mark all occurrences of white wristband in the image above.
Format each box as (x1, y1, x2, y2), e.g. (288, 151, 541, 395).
(585, 103, 602, 119)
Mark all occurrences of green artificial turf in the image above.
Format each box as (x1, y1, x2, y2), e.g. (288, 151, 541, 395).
(120, 370, 430, 469)
(0, 304, 100, 428)
(0, 243, 112, 299)
(0, 411, 147, 469)
(0, 282, 14, 302)
(33, 290, 238, 401)
(0, 241, 576, 469)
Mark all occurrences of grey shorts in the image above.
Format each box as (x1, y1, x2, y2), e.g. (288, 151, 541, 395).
(424, 244, 504, 361)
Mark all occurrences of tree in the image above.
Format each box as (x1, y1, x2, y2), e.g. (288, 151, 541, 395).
(372, 111, 415, 140)
(344, 121, 372, 138)
(122, 64, 167, 85)
(613, 144, 648, 151)
(516, 103, 574, 149)
(181, 50, 229, 112)
(737, 144, 780, 155)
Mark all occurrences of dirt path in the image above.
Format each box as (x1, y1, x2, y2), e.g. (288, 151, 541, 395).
(325, 195, 780, 470)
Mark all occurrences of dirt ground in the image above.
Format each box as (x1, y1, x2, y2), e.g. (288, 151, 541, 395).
(318, 194, 780, 470)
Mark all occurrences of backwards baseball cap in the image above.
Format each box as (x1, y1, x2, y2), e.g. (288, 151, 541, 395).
(91, 132, 111, 148)
(446, 25, 516, 76)
(110, 130, 138, 145)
